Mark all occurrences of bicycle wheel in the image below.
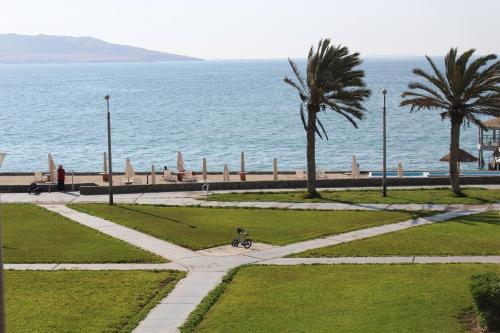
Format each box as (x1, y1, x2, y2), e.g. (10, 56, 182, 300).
(243, 239, 252, 249)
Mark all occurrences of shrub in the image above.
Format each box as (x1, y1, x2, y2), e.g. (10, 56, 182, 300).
(470, 272, 500, 331)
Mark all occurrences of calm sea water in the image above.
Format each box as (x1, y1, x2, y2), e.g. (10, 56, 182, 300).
(0, 59, 481, 172)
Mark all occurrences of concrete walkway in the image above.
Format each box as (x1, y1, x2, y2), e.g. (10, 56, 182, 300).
(133, 271, 226, 333)
(259, 256, 500, 265)
(41, 204, 200, 262)
(9, 203, 489, 332)
(5, 262, 187, 271)
(4, 190, 499, 212)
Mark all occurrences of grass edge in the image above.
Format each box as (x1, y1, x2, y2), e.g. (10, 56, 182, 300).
(178, 267, 240, 333)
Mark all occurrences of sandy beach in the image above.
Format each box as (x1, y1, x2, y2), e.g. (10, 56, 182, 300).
(0, 171, 365, 187)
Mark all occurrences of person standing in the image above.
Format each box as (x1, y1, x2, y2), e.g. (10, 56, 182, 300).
(57, 165, 65, 191)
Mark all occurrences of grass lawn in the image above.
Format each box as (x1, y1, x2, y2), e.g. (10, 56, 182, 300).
(208, 187, 500, 204)
(3, 204, 163, 263)
(68, 204, 427, 250)
(293, 211, 500, 257)
(191, 264, 500, 333)
(5, 270, 184, 333)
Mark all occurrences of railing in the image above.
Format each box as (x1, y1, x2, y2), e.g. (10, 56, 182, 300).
(481, 135, 500, 147)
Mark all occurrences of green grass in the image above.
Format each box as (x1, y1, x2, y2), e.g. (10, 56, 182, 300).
(5, 270, 185, 333)
(2, 204, 164, 263)
(293, 211, 500, 257)
(208, 187, 500, 204)
(191, 264, 500, 333)
(68, 204, 427, 250)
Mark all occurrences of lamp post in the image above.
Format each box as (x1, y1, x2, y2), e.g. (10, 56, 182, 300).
(382, 89, 388, 197)
(105, 95, 114, 205)
(0, 151, 6, 333)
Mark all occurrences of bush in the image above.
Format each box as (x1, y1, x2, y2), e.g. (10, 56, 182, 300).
(470, 272, 500, 331)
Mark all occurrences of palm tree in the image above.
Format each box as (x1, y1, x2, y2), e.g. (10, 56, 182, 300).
(401, 49, 500, 196)
(284, 39, 371, 198)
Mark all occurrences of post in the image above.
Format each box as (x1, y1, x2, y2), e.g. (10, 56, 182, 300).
(0, 152, 7, 333)
(71, 170, 74, 191)
(105, 95, 114, 205)
(382, 89, 387, 197)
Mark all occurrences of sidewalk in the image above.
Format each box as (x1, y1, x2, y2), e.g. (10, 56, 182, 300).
(4, 190, 498, 211)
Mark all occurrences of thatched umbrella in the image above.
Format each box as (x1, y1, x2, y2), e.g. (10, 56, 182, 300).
(440, 149, 478, 174)
(439, 149, 478, 163)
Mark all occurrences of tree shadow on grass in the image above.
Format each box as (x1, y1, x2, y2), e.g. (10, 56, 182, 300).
(116, 205, 198, 229)
(453, 213, 500, 227)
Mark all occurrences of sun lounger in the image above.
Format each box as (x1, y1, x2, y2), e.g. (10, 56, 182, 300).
(162, 170, 175, 182)
(316, 169, 327, 179)
(296, 170, 306, 180)
(121, 178, 134, 185)
(33, 172, 47, 183)
(183, 170, 196, 182)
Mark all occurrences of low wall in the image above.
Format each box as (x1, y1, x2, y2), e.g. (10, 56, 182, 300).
(79, 176, 500, 195)
(0, 183, 96, 193)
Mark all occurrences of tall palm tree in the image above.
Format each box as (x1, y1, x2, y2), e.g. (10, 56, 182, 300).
(285, 39, 371, 198)
(401, 49, 500, 196)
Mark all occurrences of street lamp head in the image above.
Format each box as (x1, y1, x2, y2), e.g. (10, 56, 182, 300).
(104, 95, 110, 100)
(382, 89, 387, 95)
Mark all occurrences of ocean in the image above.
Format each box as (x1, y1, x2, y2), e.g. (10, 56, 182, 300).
(0, 58, 481, 173)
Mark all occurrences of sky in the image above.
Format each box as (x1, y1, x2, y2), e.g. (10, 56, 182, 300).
(1, 0, 499, 59)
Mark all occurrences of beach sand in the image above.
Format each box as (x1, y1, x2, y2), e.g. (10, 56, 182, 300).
(0, 171, 364, 186)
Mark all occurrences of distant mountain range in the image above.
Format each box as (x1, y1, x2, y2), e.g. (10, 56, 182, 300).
(0, 34, 201, 63)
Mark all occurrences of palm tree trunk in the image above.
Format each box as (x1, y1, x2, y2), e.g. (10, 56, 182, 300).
(306, 108, 319, 198)
(449, 119, 462, 196)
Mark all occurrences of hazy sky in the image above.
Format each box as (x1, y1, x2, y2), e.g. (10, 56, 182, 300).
(1, 0, 499, 59)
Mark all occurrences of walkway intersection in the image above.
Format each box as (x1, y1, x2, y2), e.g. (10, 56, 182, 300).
(3, 191, 499, 332)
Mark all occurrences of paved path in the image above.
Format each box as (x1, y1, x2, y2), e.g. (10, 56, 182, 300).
(5, 263, 187, 271)
(11, 203, 490, 332)
(259, 256, 500, 265)
(41, 204, 200, 262)
(4, 190, 499, 212)
(133, 271, 226, 333)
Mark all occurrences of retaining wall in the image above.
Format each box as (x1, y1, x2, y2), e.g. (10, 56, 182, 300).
(78, 176, 500, 195)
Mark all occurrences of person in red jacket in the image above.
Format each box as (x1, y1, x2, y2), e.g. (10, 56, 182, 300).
(57, 165, 65, 191)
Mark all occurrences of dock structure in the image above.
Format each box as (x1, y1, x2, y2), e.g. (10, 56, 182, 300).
(479, 117, 500, 169)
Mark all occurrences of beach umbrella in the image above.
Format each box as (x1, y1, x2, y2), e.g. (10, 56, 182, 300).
(397, 161, 403, 178)
(177, 151, 185, 172)
(151, 164, 156, 185)
(439, 149, 478, 163)
(202, 158, 208, 182)
(103, 152, 108, 174)
(223, 164, 230, 182)
(240, 151, 245, 174)
(273, 158, 278, 181)
(439, 149, 478, 175)
(352, 155, 360, 179)
(48, 153, 56, 182)
(125, 158, 135, 181)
